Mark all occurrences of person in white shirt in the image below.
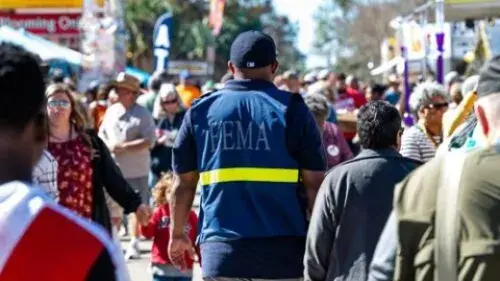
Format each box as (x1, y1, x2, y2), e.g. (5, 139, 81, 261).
(32, 149, 58, 200)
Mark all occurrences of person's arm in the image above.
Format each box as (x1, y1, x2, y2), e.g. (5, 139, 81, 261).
(368, 211, 398, 281)
(168, 111, 199, 271)
(118, 109, 156, 152)
(92, 134, 142, 214)
(140, 208, 160, 239)
(304, 175, 338, 281)
(170, 111, 198, 237)
(288, 95, 326, 213)
(120, 138, 151, 151)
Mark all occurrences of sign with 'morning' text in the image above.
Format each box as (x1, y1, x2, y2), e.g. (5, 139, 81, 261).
(153, 12, 173, 73)
(0, 13, 80, 36)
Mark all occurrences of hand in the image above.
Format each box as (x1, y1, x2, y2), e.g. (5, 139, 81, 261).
(168, 234, 196, 272)
(111, 143, 126, 154)
(157, 135, 169, 145)
(135, 204, 151, 226)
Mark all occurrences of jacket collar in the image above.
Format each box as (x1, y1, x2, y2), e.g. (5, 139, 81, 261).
(356, 148, 402, 159)
(223, 79, 277, 91)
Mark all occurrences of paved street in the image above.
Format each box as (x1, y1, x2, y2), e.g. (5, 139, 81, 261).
(121, 237, 202, 281)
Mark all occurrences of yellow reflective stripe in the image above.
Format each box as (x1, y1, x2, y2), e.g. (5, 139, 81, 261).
(199, 168, 299, 185)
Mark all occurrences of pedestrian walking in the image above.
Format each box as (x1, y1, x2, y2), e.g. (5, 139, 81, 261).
(150, 84, 187, 187)
(0, 43, 129, 281)
(141, 173, 199, 281)
(99, 72, 156, 259)
(392, 55, 500, 281)
(46, 83, 149, 235)
(304, 101, 421, 281)
(168, 30, 326, 280)
(303, 93, 352, 170)
(400, 82, 449, 162)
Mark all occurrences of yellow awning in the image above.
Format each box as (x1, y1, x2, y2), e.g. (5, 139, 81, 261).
(0, 0, 104, 9)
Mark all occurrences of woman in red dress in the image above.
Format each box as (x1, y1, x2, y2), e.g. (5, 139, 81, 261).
(46, 83, 150, 233)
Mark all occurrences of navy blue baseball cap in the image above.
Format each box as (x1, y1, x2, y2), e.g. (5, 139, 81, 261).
(230, 30, 277, 69)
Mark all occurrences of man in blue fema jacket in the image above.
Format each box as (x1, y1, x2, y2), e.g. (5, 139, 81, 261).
(168, 30, 326, 280)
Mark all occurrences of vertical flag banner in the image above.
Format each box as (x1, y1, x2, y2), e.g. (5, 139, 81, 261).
(78, 0, 126, 92)
(209, 0, 226, 36)
(153, 12, 173, 72)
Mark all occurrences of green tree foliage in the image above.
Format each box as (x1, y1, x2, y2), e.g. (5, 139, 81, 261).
(125, 0, 303, 79)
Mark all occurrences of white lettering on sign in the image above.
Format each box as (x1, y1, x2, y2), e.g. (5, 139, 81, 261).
(0, 15, 80, 34)
(154, 24, 171, 48)
(58, 15, 79, 31)
(0, 16, 56, 33)
(202, 121, 271, 152)
(154, 48, 170, 71)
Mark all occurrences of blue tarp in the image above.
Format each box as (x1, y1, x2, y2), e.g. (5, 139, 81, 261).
(125, 66, 151, 85)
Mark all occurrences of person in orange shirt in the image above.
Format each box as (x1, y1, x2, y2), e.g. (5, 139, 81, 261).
(176, 70, 201, 108)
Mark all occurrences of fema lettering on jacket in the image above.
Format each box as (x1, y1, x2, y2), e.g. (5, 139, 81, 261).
(198, 120, 271, 152)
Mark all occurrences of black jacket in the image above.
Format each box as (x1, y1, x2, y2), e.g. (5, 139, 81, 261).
(88, 130, 142, 234)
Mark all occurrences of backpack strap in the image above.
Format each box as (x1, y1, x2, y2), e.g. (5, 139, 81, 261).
(435, 151, 466, 281)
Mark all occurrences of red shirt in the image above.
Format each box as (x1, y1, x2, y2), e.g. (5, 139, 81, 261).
(48, 136, 94, 219)
(345, 87, 367, 109)
(141, 204, 199, 268)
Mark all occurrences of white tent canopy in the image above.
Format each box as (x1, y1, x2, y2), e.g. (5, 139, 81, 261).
(371, 57, 404, 76)
(0, 26, 83, 65)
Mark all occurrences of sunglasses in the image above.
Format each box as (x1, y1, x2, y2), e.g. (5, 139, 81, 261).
(427, 102, 449, 110)
(161, 99, 177, 105)
(48, 100, 71, 109)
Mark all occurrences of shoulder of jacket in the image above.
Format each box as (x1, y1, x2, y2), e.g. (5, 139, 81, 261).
(191, 90, 220, 107)
(399, 156, 424, 166)
(394, 156, 443, 207)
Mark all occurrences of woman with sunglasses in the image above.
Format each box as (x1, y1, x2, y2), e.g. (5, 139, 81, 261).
(150, 84, 186, 186)
(400, 82, 449, 163)
(45, 83, 148, 234)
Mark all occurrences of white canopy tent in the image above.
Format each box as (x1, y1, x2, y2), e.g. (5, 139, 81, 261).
(0, 26, 83, 65)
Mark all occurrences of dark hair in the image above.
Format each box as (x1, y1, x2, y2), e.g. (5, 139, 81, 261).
(357, 101, 402, 149)
(0, 43, 45, 131)
(148, 70, 169, 93)
(370, 83, 387, 97)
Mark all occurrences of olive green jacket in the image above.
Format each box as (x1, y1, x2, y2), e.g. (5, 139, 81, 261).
(394, 145, 500, 281)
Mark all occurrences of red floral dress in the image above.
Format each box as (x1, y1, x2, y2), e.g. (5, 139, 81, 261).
(48, 136, 94, 219)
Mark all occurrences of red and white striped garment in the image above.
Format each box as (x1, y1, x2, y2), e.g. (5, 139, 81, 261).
(0, 181, 130, 281)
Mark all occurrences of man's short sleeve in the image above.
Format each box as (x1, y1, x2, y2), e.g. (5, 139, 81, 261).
(139, 107, 156, 144)
(286, 94, 326, 171)
(172, 110, 197, 174)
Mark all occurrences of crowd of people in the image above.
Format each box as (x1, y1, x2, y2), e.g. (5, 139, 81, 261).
(2, 28, 500, 281)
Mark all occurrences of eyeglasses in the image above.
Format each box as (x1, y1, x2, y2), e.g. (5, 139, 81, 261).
(48, 100, 71, 109)
(161, 99, 177, 105)
(427, 102, 449, 110)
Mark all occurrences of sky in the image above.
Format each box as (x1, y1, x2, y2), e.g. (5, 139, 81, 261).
(273, 0, 326, 69)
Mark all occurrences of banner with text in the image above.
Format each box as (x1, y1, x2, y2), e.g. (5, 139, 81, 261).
(0, 13, 80, 36)
(153, 12, 173, 73)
